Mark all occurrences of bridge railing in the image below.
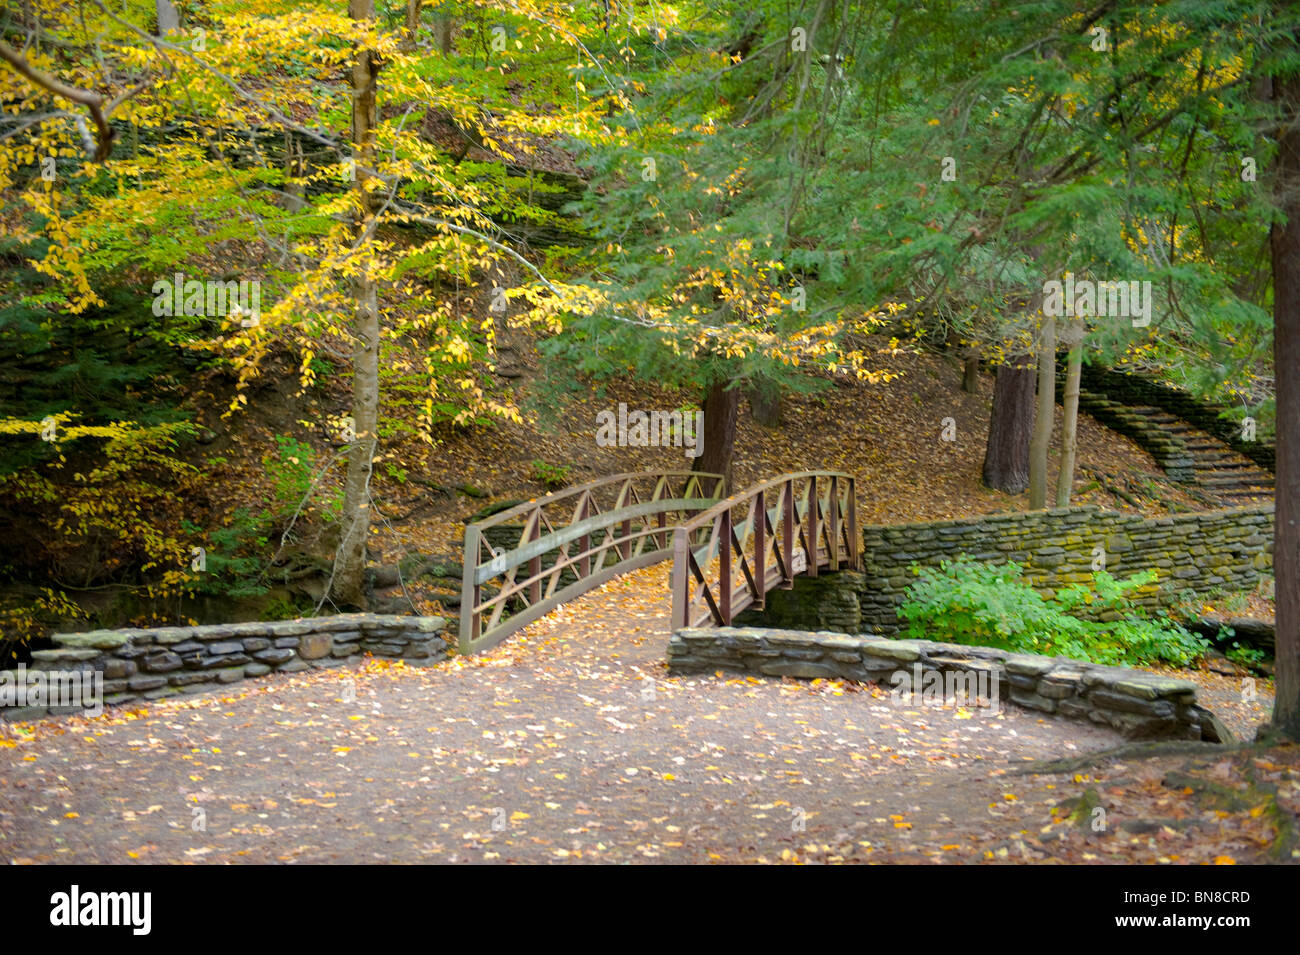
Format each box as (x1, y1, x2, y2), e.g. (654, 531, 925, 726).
(460, 470, 725, 654)
(670, 471, 859, 630)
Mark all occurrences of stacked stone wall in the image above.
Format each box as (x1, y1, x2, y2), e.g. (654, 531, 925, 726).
(5, 614, 449, 720)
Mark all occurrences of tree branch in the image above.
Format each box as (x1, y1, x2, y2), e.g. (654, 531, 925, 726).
(0, 40, 118, 160)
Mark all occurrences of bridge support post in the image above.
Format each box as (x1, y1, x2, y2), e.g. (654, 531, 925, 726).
(525, 509, 542, 605)
(781, 479, 794, 589)
(719, 509, 732, 624)
(753, 488, 766, 611)
(459, 525, 482, 654)
(807, 474, 819, 578)
(670, 527, 688, 631)
(828, 474, 840, 571)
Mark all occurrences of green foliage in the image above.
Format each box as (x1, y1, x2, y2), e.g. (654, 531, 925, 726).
(262, 435, 340, 522)
(258, 595, 306, 622)
(529, 458, 571, 489)
(307, 356, 335, 387)
(0, 588, 87, 662)
(263, 436, 314, 514)
(182, 511, 270, 601)
(185, 436, 341, 603)
(1214, 627, 1268, 670)
(898, 555, 1209, 667)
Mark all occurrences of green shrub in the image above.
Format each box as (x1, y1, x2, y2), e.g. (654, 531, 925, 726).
(262, 435, 341, 521)
(530, 459, 571, 489)
(898, 556, 1209, 667)
(182, 510, 271, 600)
(1214, 626, 1269, 669)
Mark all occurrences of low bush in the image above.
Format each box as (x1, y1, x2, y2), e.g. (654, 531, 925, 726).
(898, 555, 1209, 667)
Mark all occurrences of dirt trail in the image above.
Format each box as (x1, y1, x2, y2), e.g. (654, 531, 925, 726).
(0, 565, 1147, 864)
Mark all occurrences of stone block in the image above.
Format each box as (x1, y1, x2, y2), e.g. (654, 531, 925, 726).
(759, 660, 840, 679)
(30, 648, 100, 663)
(103, 659, 136, 680)
(52, 630, 131, 650)
(857, 640, 920, 662)
(142, 651, 183, 673)
(253, 648, 295, 664)
(298, 633, 333, 660)
(169, 672, 214, 687)
(1008, 687, 1057, 713)
(127, 674, 168, 692)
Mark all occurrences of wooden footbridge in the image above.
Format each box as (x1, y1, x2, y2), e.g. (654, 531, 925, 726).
(459, 469, 860, 654)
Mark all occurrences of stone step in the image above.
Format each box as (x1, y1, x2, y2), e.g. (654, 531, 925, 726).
(1193, 461, 1264, 473)
(1213, 481, 1265, 488)
(1196, 470, 1273, 482)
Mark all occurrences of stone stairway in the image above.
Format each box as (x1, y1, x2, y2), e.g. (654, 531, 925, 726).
(1080, 395, 1275, 507)
(1144, 407, 1275, 506)
(1054, 362, 1275, 507)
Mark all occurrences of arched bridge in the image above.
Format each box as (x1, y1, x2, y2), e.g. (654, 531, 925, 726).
(460, 469, 859, 654)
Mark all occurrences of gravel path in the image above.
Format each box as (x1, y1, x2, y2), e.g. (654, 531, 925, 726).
(0, 566, 1127, 864)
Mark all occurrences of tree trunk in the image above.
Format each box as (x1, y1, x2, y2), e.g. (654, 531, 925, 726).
(693, 379, 739, 496)
(331, 0, 381, 610)
(982, 355, 1035, 493)
(155, 0, 180, 35)
(434, 12, 454, 55)
(280, 134, 307, 212)
(1028, 310, 1056, 510)
(746, 375, 784, 428)
(1270, 46, 1300, 741)
(1055, 317, 1084, 507)
(962, 350, 980, 393)
(402, 0, 422, 50)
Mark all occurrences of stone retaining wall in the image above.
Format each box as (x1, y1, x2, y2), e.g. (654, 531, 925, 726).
(668, 626, 1232, 742)
(4, 614, 450, 721)
(735, 571, 865, 633)
(859, 504, 1273, 634)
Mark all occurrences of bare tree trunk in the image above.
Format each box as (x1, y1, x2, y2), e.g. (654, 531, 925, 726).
(962, 349, 980, 393)
(746, 375, 783, 428)
(1028, 309, 1056, 510)
(693, 379, 739, 496)
(433, 9, 454, 55)
(280, 134, 307, 211)
(982, 355, 1034, 493)
(1270, 45, 1300, 741)
(1055, 317, 1084, 507)
(332, 0, 381, 610)
(155, 0, 180, 35)
(402, 0, 422, 50)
